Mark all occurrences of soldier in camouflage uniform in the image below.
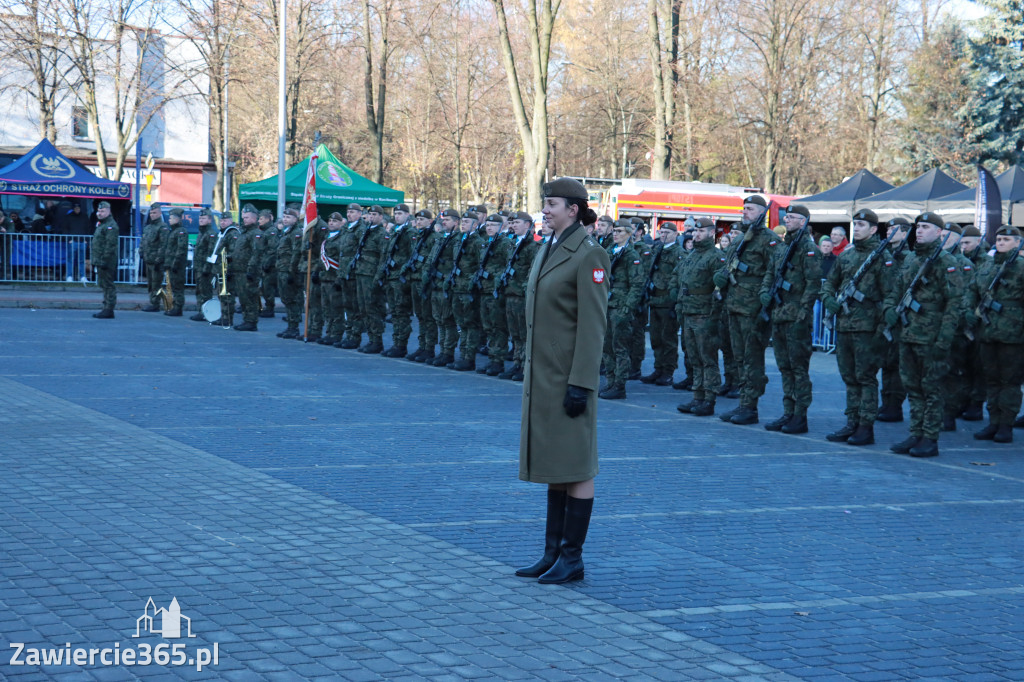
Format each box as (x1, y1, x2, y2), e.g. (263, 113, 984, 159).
(594, 215, 614, 249)
(141, 203, 168, 312)
(882, 212, 961, 458)
(424, 210, 461, 366)
(257, 209, 280, 318)
(958, 226, 991, 421)
(477, 214, 513, 375)
(353, 206, 387, 353)
(378, 204, 416, 357)
(757, 204, 821, 434)
(965, 226, 1024, 443)
(629, 222, 651, 379)
(161, 208, 190, 316)
(640, 221, 683, 386)
(446, 211, 485, 371)
(939, 222, 973, 431)
(674, 217, 727, 416)
(231, 204, 262, 331)
(600, 219, 644, 399)
(878, 217, 912, 422)
(190, 209, 218, 321)
(213, 213, 240, 327)
(318, 212, 347, 345)
(820, 209, 895, 446)
(90, 201, 119, 319)
(713, 196, 781, 425)
(274, 206, 305, 338)
(716, 230, 738, 397)
(334, 204, 366, 348)
(499, 211, 540, 381)
(297, 214, 326, 341)
(406, 210, 437, 362)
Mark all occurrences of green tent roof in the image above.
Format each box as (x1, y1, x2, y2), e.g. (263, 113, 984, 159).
(238, 144, 404, 208)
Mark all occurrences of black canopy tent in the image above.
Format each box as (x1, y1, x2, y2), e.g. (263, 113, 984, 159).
(927, 165, 1024, 224)
(855, 168, 969, 222)
(797, 169, 894, 222)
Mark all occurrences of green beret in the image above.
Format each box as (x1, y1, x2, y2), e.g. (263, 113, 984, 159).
(368, 205, 383, 214)
(259, 208, 274, 219)
(347, 203, 362, 211)
(415, 209, 434, 219)
(659, 221, 678, 232)
(818, 235, 833, 245)
(286, 203, 302, 212)
(514, 211, 533, 223)
(914, 212, 944, 229)
(787, 204, 810, 220)
(887, 217, 910, 227)
(695, 217, 716, 229)
(241, 203, 258, 214)
(542, 177, 588, 201)
(486, 214, 503, 224)
(852, 209, 878, 225)
(219, 211, 234, 220)
(148, 202, 163, 211)
(613, 219, 633, 229)
(328, 211, 344, 221)
(461, 211, 477, 220)
(996, 226, 1022, 237)
(743, 195, 767, 208)
(943, 222, 962, 234)
(597, 215, 614, 224)
(169, 207, 184, 217)
(199, 208, 214, 218)
(962, 226, 982, 237)
(440, 209, 460, 219)
(498, 210, 511, 218)
(395, 204, 410, 212)
(282, 207, 299, 218)
(97, 201, 111, 210)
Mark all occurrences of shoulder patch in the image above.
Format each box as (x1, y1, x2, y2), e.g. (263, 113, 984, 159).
(769, 240, 778, 246)
(806, 251, 815, 256)
(947, 266, 956, 273)
(884, 260, 893, 266)
(963, 265, 971, 271)
(633, 259, 641, 265)
(592, 268, 605, 283)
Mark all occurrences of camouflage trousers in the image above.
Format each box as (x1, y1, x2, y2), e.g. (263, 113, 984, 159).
(771, 315, 813, 417)
(649, 306, 679, 375)
(277, 271, 304, 330)
(682, 313, 720, 403)
(505, 295, 527, 367)
(719, 308, 736, 386)
(386, 279, 413, 347)
(236, 274, 260, 325)
(452, 292, 482, 362)
(899, 342, 947, 440)
(965, 339, 986, 405)
(943, 332, 971, 418)
(195, 267, 214, 309)
(630, 307, 647, 373)
(322, 277, 345, 339)
(880, 339, 906, 408)
(413, 288, 437, 353)
(339, 277, 361, 341)
(603, 307, 634, 389)
(98, 263, 117, 311)
(835, 330, 883, 425)
(146, 262, 163, 306)
(729, 312, 770, 408)
(431, 289, 458, 356)
(481, 292, 508, 361)
(981, 342, 1024, 426)
(261, 268, 277, 311)
(168, 267, 186, 310)
(305, 280, 323, 336)
(356, 275, 385, 344)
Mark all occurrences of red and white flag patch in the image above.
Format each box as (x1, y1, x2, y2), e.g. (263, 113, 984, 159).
(592, 268, 606, 283)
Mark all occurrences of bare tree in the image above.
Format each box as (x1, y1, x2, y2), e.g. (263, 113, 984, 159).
(362, 0, 395, 184)
(647, 0, 678, 179)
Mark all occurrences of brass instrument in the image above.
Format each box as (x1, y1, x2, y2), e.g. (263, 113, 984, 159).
(158, 270, 173, 310)
(202, 247, 231, 325)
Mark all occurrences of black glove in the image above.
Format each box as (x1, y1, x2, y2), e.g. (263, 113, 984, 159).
(312, 272, 321, 285)
(563, 385, 589, 418)
(246, 273, 256, 283)
(286, 275, 296, 286)
(333, 282, 342, 292)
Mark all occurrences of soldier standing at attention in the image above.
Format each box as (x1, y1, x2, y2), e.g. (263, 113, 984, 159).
(675, 217, 727, 416)
(318, 212, 347, 345)
(640, 221, 683, 387)
(883, 213, 960, 458)
(878, 217, 911, 422)
(965, 226, 1024, 443)
(594, 215, 614, 248)
(820, 209, 894, 446)
(407, 210, 437, 362)
(600, 219, 643, 400)
(713, 196, 781, 425)
(939, 222, 973, 431)
(230, 204, 262, 331)
(257, 209, 280, 319)
(141, 203, 167, 312)
(499, 211, 541, 381)
(335, 203, 366, 348)
(91, 201, 119, 319)
(478, 214, 513, 375)
(161, 208, 190, 317)
(447, 211, 486, 371)
(757, 204, 821, 434)
(425, 210, 461, 367)
(355, 206, 387, 353)
(379, 204, 416, 357)
(274, 206, 305, 338)
(190, 209, 218, 321)
(213, 212, 240, 327)
(517, 178, 609, 585)
(958, 226, 991, 421)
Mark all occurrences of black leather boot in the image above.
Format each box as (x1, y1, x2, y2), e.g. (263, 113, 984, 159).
(909, 438, 939, 458)
(994, 425, 1014, 443)
(960, 402, 984, 421)
(764, 414, 792, 432)
(515, 489, 567, 578)
(974, 423, 998, 440)
(846, 424, 874, 446)
(826, 421, 857, 442)
(890, 434, 921, 454)
(538, 496, 593, 584)
(781, 415, 808, 434)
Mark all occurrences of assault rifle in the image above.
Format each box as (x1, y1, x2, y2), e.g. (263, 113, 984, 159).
(471, 234, 500, 290)
(606, 245, 629, 301)
(377, 222, 410, 286)
(344, 223, 373, 281)
(758, 226, 808, 323)
(420, 230, 458, 299)
(495, 234, 529, 298)
(399, 218, 438, 284)
(824, 227, 902, 330)
(966, 247, 1020, 340)
(715, 205, 768, 300)
(882, 232, 962, 341)
(445, 234, 472, 299)
(637, 242, 665, 313)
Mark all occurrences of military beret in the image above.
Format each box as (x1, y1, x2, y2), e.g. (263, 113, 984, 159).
(282, 207, 299, 218)
(415, 209, 434, 219)
(395, 204, 410, 212)
(328, 211, 344, 221)
(259, 208, 274, 219)
(962, 226, 982, 237)
(241, 203, 258, 214)
(347, 203, 363, 211)
(486, 214, 503, 224)
(786, 204, 810, 220)
(597, 215, 614, 224)
(286, 202, 302, 212)
(440, 209, 460, 219)
(169, 207, 185, 217)
(542, 177, 588, 201)
(629, 216, 644, 225)
(943, 222, 962, 234)
(97, 201, 111, 210)
(219, 211, 234, 220)
(613, 219, 633, 229)
(996, 226, 1022, 237)
(199, 208, 214, 218)
(461, 211, 477, 220)
(514, 211, 533, 223)
(852, 209, 878, 225)
(695, 217, 716, 229)
(887, 216, 910, 227)
(148, 202, 163, 211)
(743, 194, 767, 208)
(659, 222, 678, 232)
(914, 212, 944, 229)
(498, 210, 511, 218)
(368, 205, 383, 214)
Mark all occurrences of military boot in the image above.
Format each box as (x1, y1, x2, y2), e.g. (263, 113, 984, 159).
(909, 438, 939, 458)
(730, 406, 759, 425)
(890, 435, 921, 454)
(994, 425, 1014, 443)
(673, 376, 693, 391)
(515, 489, 567, 578)
(676, 399, 701, 414)
(640, 371, 661, 384)
(498, 364, 520, 380)
(826, 421, 857, 442)
(781, 415, 808, 434)
(877, 403, 904, 422)
(416, 350, 436, 364)
(92, 309, 114, 319)
(627, 369, 642, 381)
(691, 401, 715, 417)
(974, 423, 998, 440)
(941, 414, 957, 432)
(960, 402, 984, 421)
(726, 387, 742, 400)
(164, 307, 183, 317)
(1015, 413, 1024, 429)
(599, 385, 626, 400)
(450, 358, 475, 371)
(655, 374, 674, 387)
(233, 322, 257, 331)
(302, 334, 321, 343)
(511, 367, 525, 382)
(764, 414, 793, 432)
(406, 348, 423, 361)
(716, 383, 733, 397)
(537, 496, 592, 584)
(719, 405, 742, 422)
(259, 308, 275, 318)
(280, 328, 299, 339)
(142, 304, 160, 312)
(485, 361, 504, 376)
(846, 424, 874, 446)
(359, 341, 384, 354)
(190, 312, 206, 321)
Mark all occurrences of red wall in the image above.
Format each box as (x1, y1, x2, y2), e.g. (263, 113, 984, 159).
(157, 168, 204, 204)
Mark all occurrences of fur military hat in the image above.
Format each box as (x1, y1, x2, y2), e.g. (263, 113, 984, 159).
(415, 209, 434, 219)
(914, 212, 944, 229)
(97, 201, 111, 210)
(996, 226, 1022, 237)
(241, 203, 258, 215)
(852, 209, 878, 225)
(542, 177, 588, 201)
(259, 208, 274, 219)
(328, 211, 344, 221)
(943, 222, 963, 234)
(962, 226, 982, 237)
(169, 207, 185, 217)
(368, 205, 383, 214)
(743, 194, 767, 208)
(514, 211, 533, 223)
(659, 221, 678, 232)
(440, 208, 460, 219)
(395, 204, 410, 213)
(787, 204, 810, 220)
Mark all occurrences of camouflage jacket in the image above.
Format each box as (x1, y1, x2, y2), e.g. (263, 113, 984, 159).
(758, 229, 821, 323)
(883, 242, 960, 347)
(820, 235, 896, 333)
(674, 238, 726, 316)
(965, 250, 1024, 344)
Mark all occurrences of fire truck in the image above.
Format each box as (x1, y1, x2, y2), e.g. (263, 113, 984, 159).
(596, 178, 797, 232)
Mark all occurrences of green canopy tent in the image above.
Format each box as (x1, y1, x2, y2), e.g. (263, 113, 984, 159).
(237, 144, 403, 215)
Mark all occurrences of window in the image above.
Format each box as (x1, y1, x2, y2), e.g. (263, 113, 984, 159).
(72, 106, 91, 140)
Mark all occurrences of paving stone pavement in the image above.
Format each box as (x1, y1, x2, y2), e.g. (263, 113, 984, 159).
(1, 308, 1022, 681)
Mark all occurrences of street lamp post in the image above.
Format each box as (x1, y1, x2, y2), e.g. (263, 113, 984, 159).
(276, 0, 287, 219)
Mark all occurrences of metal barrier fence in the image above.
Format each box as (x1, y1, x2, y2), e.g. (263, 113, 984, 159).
(811, 299, 837, 353)
(0, 234, 196, 286)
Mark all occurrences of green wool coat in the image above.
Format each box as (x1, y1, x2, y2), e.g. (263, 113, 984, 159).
(519, 223, 610, 484)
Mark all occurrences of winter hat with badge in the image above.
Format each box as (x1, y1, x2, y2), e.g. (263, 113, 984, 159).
(415, 209, 434, 219)
(852, 209, 879, 225)
(914, 212, 944, 229)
